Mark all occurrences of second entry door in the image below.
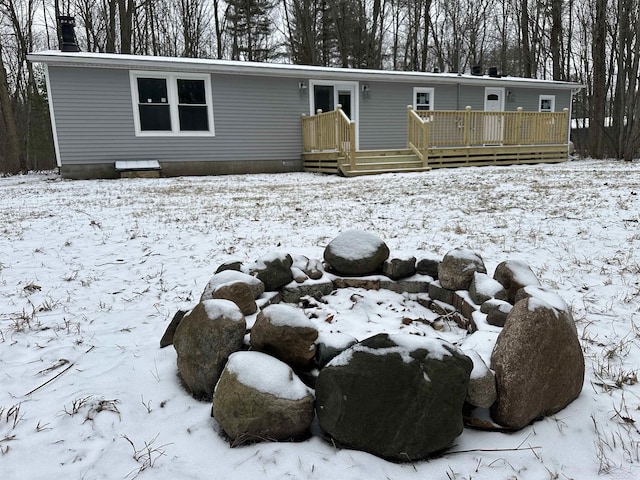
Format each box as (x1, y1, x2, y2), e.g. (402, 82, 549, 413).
(484, 87, 505, 144)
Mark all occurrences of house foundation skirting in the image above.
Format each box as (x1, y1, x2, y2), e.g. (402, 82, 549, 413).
(60, 159, 303, 179)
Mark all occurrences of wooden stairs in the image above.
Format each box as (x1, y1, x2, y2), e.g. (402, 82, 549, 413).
(303, 149, 430, 177)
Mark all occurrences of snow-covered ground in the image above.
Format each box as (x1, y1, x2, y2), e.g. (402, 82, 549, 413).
(1, 159, 639, 479)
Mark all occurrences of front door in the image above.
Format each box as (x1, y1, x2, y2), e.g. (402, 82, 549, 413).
(311, 82, 356, 120)
(310, 81, 358, 148)
(484, 87, 505, 144)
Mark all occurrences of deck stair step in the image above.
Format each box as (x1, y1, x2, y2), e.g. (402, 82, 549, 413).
(339, 151, 430, 176)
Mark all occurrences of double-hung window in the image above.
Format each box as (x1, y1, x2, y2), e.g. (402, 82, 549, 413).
(130, 71, 214, 136)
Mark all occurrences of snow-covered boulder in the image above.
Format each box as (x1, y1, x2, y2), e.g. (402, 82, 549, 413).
(173, 300, 246, 399)
(469, 272, 508, 304)
(291, 254, 324, 282)
(323, 229, 390, 276)
(211, 281, 257, 315)
(315, 332, 358, 368)
(513, 285, 576, 333)
(201, 270, 265, 301)
(382, 253, 417, 280)
(463, 350, 497, 408)
(438, 248, 487, 291)
(248, 252, 294, 291)
(250, 304, 318, 368)
(490, 296, 584, 430)
(213, 351, 314, 443)
(493, 260, 540, 304)
(416, 254, 440, 279)
(315, 333, 472, 460)
(481, 299, 512, 327)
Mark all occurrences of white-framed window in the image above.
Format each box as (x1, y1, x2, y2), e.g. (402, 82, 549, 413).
(129, 71, 215, 136)
(539, 95, 555, 113)
(413, 87, 434, 111)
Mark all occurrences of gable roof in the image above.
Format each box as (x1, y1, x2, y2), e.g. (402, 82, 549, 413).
(28, 50, 582, 91)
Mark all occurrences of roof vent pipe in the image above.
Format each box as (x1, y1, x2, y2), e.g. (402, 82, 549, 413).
(471, 65, 483, 76)
(488, 66, 499, 77)
(58, 16, 80, 52)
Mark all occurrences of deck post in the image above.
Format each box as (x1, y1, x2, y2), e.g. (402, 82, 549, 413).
(464, 106, 472, 146)
(562, 108, 569, 145)
(422, 120, 429, 167)
(301, 114, 308, 152)
(516, 107, 523, 145)
(406, 105, 412, 150)
(349, 121, 356, 170)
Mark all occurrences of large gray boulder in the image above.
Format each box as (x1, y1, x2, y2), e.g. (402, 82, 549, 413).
(201, 270, 265, 301)
(493, 260, 540, 304)
(248, 252, 294, 291)
(213, 351, 315, 443)
(490, 297, 584, 430)
(251, 304, 319, 368)
(173, 300, 246, 399)
(438, 248, 487, 291)
(316, 333, 472, 460)
(512, 285, 576, 334)
(211, 281, 257, 315)
(324, 230, 390, 276)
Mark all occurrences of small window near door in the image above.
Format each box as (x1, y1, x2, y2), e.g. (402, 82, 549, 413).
(413, 87, 434, 111)
(539, 95, 555, 112)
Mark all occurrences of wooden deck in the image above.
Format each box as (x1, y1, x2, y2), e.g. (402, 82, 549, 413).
(302, 106, 569, 176)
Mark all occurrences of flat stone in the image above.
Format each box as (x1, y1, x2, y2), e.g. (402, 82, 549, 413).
(281, 278, 335, 303)
(428, 280, 454, 304)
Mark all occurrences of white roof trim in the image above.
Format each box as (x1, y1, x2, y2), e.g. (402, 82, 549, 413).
(28, 50, 583, 90)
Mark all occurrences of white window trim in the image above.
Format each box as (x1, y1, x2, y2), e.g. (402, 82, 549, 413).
(539, 94, 556, 113)
(413, 87, 435, 111)
(129, 70, 215, 137)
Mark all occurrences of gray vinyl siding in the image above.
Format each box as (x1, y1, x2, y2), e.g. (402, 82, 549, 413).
(48, 66, 308, 166)
(506, 88, 571, 112)
(359, 82, 460, 150)
(47, 64, 574, 169)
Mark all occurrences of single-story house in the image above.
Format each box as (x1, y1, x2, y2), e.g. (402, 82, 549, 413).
(28, 49, 582, 179)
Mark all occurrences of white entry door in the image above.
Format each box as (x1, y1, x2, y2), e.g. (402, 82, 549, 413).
(484, 87, 505, 144)
(310, 80, 359, 149)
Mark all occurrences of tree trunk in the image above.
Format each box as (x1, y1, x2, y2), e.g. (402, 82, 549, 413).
(550, 0, 563, 80)
(0, 44, 24, 174)
(590, 0, 606, 158)
(521, 0, 533, 77)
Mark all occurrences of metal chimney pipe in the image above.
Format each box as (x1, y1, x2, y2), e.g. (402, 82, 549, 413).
(57, 16, 80, 52)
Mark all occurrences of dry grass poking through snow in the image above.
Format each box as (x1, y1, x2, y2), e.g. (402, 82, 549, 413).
(0, 159, 639, 479)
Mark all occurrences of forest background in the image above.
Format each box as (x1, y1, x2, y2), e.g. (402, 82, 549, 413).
(0, 0, 638, 174)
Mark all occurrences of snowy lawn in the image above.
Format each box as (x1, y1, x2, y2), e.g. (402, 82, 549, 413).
(1, 159, 639, 479)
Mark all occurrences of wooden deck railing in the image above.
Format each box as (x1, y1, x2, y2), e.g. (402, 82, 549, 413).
(302, 105, 356, 169)
(413, 107, 569, 147)
(407, 106, 429, 166)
